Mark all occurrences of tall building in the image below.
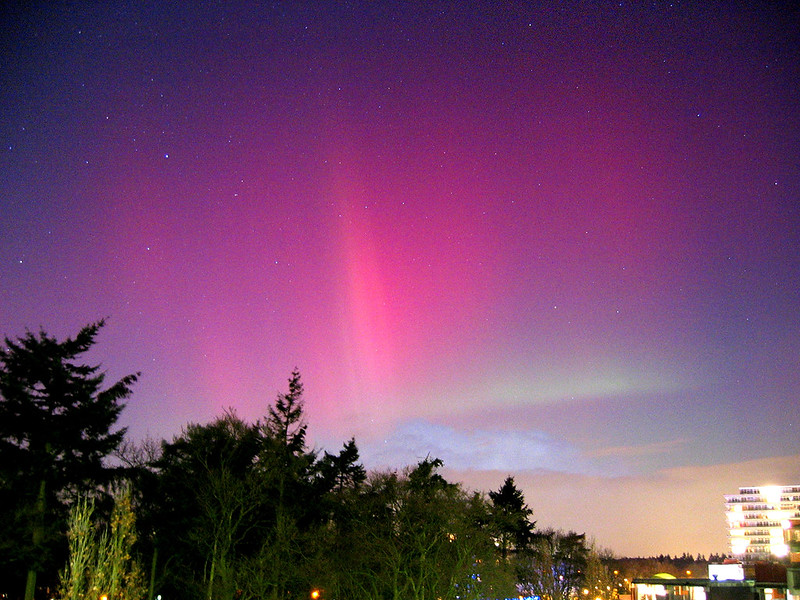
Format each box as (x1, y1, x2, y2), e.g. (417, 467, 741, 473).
(786, 518, 800, 596)
(725, 485, 800, 561)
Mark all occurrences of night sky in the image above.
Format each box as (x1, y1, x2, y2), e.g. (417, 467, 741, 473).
(2, 2, 799, 557)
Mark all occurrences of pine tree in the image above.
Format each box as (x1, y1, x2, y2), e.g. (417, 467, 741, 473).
(488, 476, 536, 560)
(256, 370, 317, 600)
(0, 321, 138, 600)
(263, 368, 307, 453)
(318, 437, 367, 494)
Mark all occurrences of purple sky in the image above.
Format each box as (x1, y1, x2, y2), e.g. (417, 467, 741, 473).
(2, 2, 799, 557)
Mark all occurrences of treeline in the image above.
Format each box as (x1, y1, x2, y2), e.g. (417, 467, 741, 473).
(0, 322, 674, 600)
(609, 553, 728, 577)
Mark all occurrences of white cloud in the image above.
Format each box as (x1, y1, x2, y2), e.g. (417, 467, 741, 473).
(361, 419, 586, 473)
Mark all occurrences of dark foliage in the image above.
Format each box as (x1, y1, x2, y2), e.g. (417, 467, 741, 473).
(488, 475, 537, 560)
(0, 321, 137, 600)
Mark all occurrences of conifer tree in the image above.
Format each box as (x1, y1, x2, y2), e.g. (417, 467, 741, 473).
(0, 321, 137, 600)
(488, 476, 537, 560)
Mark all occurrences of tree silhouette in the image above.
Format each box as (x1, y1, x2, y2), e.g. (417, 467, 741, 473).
(488, 476, 536, 561)
(0, 320, 137, 600)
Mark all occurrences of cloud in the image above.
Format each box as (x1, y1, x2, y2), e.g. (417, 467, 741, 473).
(361, 419, 587, 473)
(357, 418, 687, 478)
(587, 438, 688, 458)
